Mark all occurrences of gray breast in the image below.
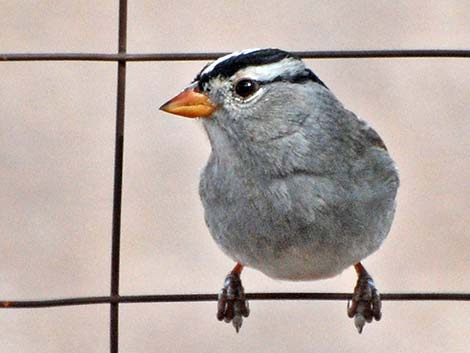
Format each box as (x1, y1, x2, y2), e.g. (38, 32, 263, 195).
(199, 150, 398, 280)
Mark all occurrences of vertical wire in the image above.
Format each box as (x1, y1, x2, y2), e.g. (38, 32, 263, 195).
(110, 0, 127, 352)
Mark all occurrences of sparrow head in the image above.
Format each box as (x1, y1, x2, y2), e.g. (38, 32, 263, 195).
(160, 49, 347, 175)
(160, 48, 327, 116)
(160, 48, 330, 138)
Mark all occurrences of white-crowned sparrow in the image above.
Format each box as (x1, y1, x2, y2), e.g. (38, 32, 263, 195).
(160, 48, 399, 333)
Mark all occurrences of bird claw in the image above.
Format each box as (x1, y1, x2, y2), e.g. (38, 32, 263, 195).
(347, 271, 381, 333)
(217, 271, 250, 332)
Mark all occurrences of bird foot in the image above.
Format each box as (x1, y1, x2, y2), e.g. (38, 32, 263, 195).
(217, 270, 250, 332)
(347, 264, 382, 334)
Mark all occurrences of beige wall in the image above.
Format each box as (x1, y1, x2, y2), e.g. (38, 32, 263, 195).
(1, 1, 469, 352)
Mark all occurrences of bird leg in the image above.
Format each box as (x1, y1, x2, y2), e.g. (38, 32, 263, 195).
(217, 262, 250, 332)
(347, 262, 382, 333)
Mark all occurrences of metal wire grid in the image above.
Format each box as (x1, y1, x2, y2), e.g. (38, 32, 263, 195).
(1, 1, 470, 352)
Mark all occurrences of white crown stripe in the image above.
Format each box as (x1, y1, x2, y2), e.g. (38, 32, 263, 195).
(200, 48, 262, 77)
(235, 58, 305, 82)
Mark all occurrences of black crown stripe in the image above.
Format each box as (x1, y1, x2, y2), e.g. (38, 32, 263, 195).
(195, 49, 327, 89)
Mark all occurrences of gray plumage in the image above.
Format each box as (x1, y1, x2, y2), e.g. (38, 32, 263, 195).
(198, 50, 399, 281)
(160, 48, 399, 332)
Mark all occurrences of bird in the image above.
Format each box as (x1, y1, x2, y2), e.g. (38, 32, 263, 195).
(159, 48, 399, 333)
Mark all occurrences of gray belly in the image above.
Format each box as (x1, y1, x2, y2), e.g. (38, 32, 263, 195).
(200, 169, 398, 281)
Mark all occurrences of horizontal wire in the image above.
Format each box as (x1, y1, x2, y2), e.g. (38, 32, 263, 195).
(2, 292, 470, 308)
(1, 49, 470, 62)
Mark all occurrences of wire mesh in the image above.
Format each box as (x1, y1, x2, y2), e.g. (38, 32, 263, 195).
(1, 0, 470, 352)
(2, 49, 470, 62)
(2, 292, 470, 309)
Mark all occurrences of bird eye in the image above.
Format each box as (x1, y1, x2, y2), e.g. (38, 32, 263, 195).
(234, 79, 259, 98)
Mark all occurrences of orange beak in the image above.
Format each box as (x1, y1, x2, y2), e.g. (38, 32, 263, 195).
(159, 83, 216, 118)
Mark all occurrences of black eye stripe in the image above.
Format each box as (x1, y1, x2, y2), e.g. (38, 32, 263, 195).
(232, 72, 328, 99)
(250, 71, 327, 88)
(261, 70, 327, 88)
